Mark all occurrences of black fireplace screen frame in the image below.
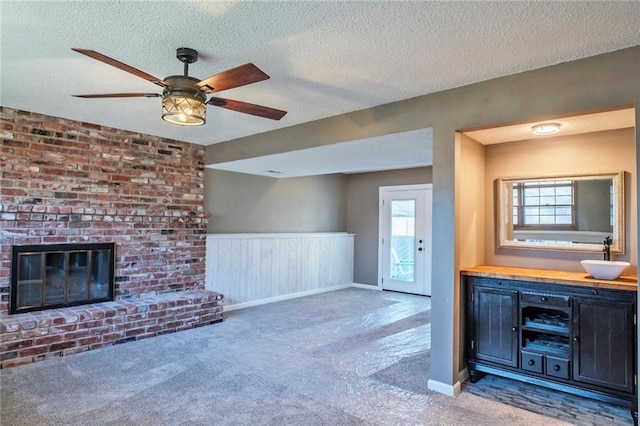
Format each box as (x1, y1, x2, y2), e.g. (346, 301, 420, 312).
(10, 242, 115, 315)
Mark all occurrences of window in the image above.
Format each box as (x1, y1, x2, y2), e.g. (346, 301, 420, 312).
(512, 181, 575, 229)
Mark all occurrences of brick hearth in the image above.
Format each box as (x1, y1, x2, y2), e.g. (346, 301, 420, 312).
(1, 290, 222, 368)
(0, 107, 223, 368)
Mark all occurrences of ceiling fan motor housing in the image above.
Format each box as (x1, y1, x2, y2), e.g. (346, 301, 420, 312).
(162, 76, 206, 102)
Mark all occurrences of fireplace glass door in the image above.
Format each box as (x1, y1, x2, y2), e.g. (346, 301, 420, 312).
(11, 243, 115, 314)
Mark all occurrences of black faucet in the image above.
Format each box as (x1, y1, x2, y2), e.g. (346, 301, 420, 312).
(603, 236, 612, 261)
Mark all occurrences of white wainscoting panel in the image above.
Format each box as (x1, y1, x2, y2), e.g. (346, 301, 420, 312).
(206, 233, 355, 309)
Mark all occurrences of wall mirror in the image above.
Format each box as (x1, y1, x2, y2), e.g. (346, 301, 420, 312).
(496, 171, 624, 253)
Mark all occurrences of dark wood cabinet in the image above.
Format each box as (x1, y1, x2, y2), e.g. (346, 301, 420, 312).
(573, 296, 635, 393)
(473, 286, 518, 368)
(465, 273, 637, 422)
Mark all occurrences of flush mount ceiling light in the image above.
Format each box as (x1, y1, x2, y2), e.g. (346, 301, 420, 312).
(531, 123, 560, 135)
(71, 47, 287, 126)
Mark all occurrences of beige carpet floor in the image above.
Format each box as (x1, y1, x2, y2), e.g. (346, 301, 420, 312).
(0, 288, 633, 425)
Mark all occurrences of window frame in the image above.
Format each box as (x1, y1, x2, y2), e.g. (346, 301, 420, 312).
(512, 180, 577, 231)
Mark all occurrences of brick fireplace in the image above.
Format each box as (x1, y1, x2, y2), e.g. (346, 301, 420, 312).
(0, 107, 223, 368)
(11, 242, 116, 314)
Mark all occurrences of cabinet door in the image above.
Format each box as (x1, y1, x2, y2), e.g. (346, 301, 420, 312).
(473, 286, 519, 367)
(573, 297, 635, 393)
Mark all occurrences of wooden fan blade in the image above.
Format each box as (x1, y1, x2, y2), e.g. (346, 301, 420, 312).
(207, 97, 287, 120)
(197, 63, 269, 93)
(72, 48, 167, 87)
(72, 93, 161, 98)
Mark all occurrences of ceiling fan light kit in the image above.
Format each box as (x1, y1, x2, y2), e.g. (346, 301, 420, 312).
(162, 94, 207, 126)
(71, 47, 287, 126)
(161, 76, 207, 126)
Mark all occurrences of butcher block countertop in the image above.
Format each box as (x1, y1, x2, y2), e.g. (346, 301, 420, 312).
(461, 265, 637, 292)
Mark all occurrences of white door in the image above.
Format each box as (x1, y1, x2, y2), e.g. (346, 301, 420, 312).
(379, 185, 432, 296)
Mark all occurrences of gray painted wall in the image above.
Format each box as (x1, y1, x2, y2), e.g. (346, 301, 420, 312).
(206, 46, 640, 391)
(205, 166, 432, 287)
(456, 132, 487, 372)
(576, 180, 612, 232)
(346, 167, 433, 286)
(204, 169, 347, 233)
(484, 128, 637, 272)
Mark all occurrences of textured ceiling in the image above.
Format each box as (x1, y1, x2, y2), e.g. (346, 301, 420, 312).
(2, 1, 640, 151)
(2, 2, 640, 179)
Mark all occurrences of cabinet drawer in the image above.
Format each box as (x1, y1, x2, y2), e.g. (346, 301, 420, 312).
(521, 292, 570, 307)
(521, 351, 543, 373)
(545, 355, 570, 379)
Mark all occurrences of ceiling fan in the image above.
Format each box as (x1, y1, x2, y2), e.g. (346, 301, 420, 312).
(71, 47, 287, 126)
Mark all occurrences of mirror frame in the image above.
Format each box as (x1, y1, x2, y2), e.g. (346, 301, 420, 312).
(496, 171, 625, 253)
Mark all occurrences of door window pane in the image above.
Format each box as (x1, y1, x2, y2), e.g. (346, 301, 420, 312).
(390, 200, 415, 282)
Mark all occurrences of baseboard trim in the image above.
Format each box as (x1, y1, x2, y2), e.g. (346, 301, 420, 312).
(458, 367, 469, 384)
(427, 378, 462, 396)
(224, 284, 353, 312)
(352, 283, 381, 290)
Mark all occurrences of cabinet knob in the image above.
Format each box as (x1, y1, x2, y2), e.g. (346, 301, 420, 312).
(541, 296, 547, 302)
(554, 364, 561, 372)
(592, 290, 598, 295)
(528, 359, 535, 366)
(512, 327, 517, 332)
(418, 247, 423, 252)
(573, 336, 579, 342)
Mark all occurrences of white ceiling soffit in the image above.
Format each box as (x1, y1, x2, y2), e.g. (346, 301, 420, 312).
(465, 107, 636, 145)
(2, 2, 640, 146)
(207, 128, 433, 178)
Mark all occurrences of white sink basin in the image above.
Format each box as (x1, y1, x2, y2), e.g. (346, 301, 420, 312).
(580, 260, 630, 280)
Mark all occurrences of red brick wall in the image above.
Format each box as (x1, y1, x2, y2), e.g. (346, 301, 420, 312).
(0, 107, 208, 316)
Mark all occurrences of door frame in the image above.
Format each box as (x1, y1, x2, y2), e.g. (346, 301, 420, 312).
(377, 183, 432, 292)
